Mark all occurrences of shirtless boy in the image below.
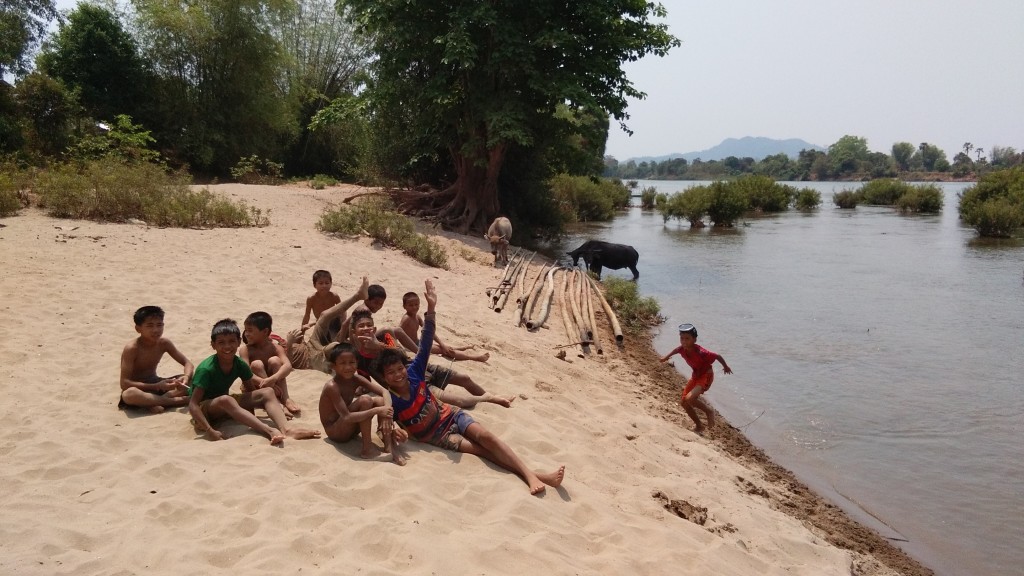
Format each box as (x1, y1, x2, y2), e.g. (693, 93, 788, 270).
(302, 270, 341, 330)
(319, 342, 408, 464)
(337, 283, 388, 344)
(377, 280, 564, 495)
(240, 311, 300, 416)
(284, 276, 370, 373)
(119, 306, 194, 413)
(400, 292, 489, 363)
(189, 319, 320, 444)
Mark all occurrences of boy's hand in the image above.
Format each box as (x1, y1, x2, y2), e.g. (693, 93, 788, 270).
(377, 406, 394, 419)
(357, 276, 370, 301)
(424, 279, 437, 311)
(723, 365, 733, 375)
(206, 429, 225, 441)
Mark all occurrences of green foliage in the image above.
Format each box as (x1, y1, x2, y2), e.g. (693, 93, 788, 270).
(828, 135, 871, 176)
(858, 179, 911, 205)
(959, 167, 1024, 237)
(891, 142, 914, 172)
(734, 174, 793, 212)
(34, 158, 268, 227)
(132, 0, 297, 175)
(317, 196, 449, 269)
(706, 181, 748, 227)
(602, 277, 662, 333)
(794, 187, 822, 210)
(895, 184, 943, 213)
(0, 167, 29, 216)
(37, 4, 150, 123)
(549, 174, 631, 222)
(833, 190, 859, 209)
(309, 174, 338, 190)
(342, 0, 680, 229)
(658, 185, 710, 227)
(1, 0, 58, 76)
(67, 115, 161, 164)
(12, 71, 78, 158)
(230, 155, 285, 185)
(639, 186, 657, 209)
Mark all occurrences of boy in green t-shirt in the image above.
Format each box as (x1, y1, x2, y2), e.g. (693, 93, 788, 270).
(189, 319, 320, 444)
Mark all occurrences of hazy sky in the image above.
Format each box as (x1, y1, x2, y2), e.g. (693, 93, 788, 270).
(605, 0, 1024, 159)
(51, 0, 1023, 161)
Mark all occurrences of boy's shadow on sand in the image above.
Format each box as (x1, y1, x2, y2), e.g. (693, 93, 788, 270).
(430, 445, 571, 501)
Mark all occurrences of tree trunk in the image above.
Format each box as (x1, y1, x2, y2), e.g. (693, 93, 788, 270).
(439, 139, 506, 233)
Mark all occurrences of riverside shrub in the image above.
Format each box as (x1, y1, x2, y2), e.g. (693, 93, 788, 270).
(549, 174, 631, 222)
(35, 159, 268, 227)
(735, 175, 793, 212)
(640, 186, 657, 209)
(958, 167, 1024, 237)
(602, 277, 662, 333)
(896, 184, 943, 213)
(833, 189, 859, 208)
(706, 181, 748, 227)
(859, 179, 912, 205)
(658, 185, 710, 227)
(317, 196, 449, 269)
(794, 187, 822, 210)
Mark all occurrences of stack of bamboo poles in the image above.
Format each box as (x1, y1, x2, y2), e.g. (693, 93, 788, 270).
(486, 248, 532, 313)
(500, 261, 623, 357)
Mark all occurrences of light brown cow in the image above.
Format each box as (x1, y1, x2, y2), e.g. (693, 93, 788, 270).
(485, 216, 512, 266)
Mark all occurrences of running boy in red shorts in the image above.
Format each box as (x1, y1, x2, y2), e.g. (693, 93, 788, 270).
(660, 323, 732, 435)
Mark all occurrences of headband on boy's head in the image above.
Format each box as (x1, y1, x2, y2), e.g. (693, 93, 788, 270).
(678, 323, 698, 337)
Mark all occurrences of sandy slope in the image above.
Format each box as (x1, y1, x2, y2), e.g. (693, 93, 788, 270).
(0, 183, 927, 575)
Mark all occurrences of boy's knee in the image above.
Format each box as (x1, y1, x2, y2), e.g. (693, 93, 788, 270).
(267, 357, 283, 371)
(352, 395, 373, 410)
(250, 359, 266, 372)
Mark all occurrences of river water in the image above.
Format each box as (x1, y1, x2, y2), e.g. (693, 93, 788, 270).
(550, 180, 1024, 576)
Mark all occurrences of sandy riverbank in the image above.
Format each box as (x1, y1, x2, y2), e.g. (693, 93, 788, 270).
(0, 183, 931, 575)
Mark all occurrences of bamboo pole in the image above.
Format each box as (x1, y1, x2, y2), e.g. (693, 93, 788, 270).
(585, 273, 604, 355)
(579, 268, 593, 342)
(526, 266, 558, 330)
(523, 263, 550, 324)
(588, 273, 623, 344)
(494, 250, 529, 312)
(555, 270, 582, 354)
(492, 247, 524, 307)
(516, 262, 546, 327)
(567, 269, 588, 345)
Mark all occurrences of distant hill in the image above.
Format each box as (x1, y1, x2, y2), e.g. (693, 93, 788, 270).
(627, 137, 825, 163)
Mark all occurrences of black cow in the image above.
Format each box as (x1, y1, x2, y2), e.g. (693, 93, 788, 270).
(567, 240, 639, 280)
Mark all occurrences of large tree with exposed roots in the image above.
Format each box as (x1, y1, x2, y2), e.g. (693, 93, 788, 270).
(340, 0, 678, 233)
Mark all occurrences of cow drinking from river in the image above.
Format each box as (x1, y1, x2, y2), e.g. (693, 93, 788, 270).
(486, 216, 512, 267)
(567, 240, 639, 280)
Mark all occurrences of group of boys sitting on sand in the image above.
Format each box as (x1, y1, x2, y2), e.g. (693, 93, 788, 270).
(119, 272, 564, 495)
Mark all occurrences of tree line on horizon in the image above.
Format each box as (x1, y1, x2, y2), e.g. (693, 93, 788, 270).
(604, 135, 1024, 182)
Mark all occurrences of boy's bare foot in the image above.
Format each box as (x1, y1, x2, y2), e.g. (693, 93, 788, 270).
(526, 474, 547, 495)
(284, 399, 302, 415)
(268, 429, 286, 445)
(147, 405, 166, 414)
(537, 466, 566, 488)
(286, 427, 321, 440)
(693, 425, 705, 436)
(489, 395, 515, 408)
(475, 352, 490, 363)
(360, 444, 381, 459)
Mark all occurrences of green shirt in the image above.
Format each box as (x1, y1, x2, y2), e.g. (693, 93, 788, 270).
(189, 354, 253, 399)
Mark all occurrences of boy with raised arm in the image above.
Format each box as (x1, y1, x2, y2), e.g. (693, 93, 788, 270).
(240, 311, 300, 416)
(286, 276, 370, 372)
(319, 342, 408, 464)
(189, 319, 320, 444)
(399, 291, 489, 363)
(375, 280, 564, 495)
(119, 306, 194, 413)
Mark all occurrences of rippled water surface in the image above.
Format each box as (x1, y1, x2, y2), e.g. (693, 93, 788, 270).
(551, 181, 1024, 576)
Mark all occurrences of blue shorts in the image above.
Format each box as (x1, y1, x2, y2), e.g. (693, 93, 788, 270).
(430, 409, 476, 451)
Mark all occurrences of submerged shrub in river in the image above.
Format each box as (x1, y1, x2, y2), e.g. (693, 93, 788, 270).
(833, 189, 859, 209)
(896, 184, 943, 213)
(958, 167, 1024, 237)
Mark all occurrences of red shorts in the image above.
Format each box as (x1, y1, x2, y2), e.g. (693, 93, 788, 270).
(682, 371, 713, 401)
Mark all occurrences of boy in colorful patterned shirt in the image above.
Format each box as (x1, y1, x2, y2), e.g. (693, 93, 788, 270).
(374, 280, 564, 495)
